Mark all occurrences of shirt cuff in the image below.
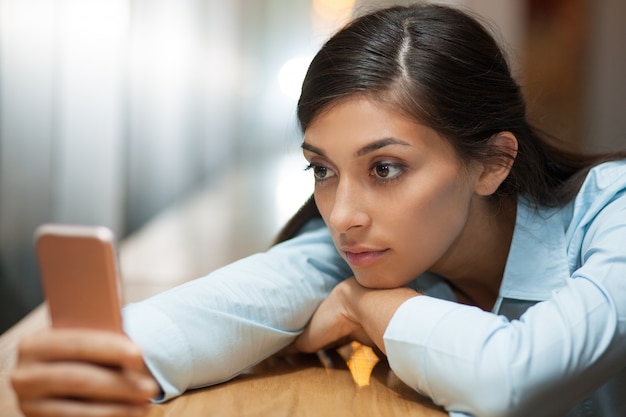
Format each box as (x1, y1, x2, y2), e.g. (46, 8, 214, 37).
(123, 302, 192, 402)
(383, 296, 464, 399)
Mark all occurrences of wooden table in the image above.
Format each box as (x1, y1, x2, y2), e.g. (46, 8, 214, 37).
(0, 305, 445, 417)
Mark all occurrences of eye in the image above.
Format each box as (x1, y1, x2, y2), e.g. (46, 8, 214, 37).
(371, 162, 403, 180)
(305, 164, 336, 181)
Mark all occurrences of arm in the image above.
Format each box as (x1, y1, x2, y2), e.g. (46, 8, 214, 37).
(10, 219, 348, 415)
(384, 196, 626, 416)
(122, 218, 352, 401)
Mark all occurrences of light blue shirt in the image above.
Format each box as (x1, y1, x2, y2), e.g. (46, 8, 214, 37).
(123, 161, 626, 416)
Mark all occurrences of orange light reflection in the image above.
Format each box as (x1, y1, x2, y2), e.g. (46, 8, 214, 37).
(337, 341, 380, 387)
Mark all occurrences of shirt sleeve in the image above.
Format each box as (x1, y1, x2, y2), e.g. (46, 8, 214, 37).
(383, 195, 626, 417)
(122, 219, 352, 402)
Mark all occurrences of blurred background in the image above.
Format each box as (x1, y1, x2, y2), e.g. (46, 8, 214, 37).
(1, 0, 624, 333)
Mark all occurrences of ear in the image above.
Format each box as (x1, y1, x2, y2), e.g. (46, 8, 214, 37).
(474, 131, 518, 196)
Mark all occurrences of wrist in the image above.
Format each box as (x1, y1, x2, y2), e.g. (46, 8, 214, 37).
(345, 283, 419, 354)
(352, 286, 418, 319)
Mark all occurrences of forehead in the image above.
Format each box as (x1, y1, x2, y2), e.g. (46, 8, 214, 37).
(303, 97, 443, 151)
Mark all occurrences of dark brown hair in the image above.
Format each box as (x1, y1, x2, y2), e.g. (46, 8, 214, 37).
(274, 3, 626, 244)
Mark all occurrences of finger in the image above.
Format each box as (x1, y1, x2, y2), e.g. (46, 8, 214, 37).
(19, 398, 150, 417)
(11, 362, 159, 403)
(19, 329, 145, 370)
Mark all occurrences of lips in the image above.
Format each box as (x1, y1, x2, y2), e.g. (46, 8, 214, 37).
(342, 248, 389, 267)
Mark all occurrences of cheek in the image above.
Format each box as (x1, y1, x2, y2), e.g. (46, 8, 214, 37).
(418, 177, 471, 228)
(392, 176, 473, 266)
(400, 169, 457, 210)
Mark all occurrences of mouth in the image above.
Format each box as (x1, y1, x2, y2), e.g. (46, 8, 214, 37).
(342, 248, 389, 267)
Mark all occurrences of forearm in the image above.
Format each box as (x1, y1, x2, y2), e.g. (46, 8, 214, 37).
(123, 278, 308, 401)
(123, 220, 351, 401)
(384, 280, 626, 417)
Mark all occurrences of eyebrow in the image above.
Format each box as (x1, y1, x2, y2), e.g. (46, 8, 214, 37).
(301, 137, 411, 158)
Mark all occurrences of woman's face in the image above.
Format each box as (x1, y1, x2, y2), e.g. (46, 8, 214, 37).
(302, 97, 483, 288)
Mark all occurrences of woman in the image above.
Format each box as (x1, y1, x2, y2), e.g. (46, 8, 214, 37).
(11, 4, 626, 417)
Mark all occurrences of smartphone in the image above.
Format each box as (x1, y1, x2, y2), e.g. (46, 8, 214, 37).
(34, 223, 123, 333)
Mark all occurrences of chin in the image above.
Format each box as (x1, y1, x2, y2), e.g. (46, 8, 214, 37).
(353, 274, 404, 290)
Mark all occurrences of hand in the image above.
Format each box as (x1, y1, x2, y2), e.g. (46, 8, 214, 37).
(293, 278, 418, 354)
(293, 278, 369, 353)
(11, 329, 160, 417)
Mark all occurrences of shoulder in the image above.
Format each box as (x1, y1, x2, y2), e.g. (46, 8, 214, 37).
(568, 160, 626, 221)
(565, 160, 626, 266)
(578, 160, 626, 195)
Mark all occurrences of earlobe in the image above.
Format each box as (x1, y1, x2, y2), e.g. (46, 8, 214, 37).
(475, 132, 518, 196)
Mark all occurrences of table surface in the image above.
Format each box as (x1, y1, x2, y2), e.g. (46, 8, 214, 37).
(0, 305, 446, 417)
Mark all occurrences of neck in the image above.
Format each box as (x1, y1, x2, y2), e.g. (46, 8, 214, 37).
(430, 196, 517, 311)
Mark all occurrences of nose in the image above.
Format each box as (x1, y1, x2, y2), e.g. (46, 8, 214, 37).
(327, 179, 371, 233)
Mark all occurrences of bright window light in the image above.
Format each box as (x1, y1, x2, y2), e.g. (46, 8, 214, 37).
(274, 152, 314, 230)
(278, 56, 312, 100)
